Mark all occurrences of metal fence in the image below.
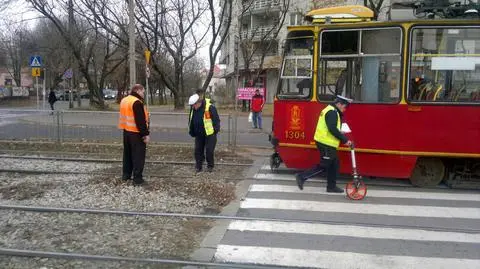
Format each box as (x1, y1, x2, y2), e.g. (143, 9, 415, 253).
(0, 109, 237, 147)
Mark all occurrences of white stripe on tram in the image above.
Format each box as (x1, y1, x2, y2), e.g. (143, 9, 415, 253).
(215, 245, 480, 269)
(240, 198, 480, 219)
(227, 220, 480, 243)
(249, 184, 480, 201)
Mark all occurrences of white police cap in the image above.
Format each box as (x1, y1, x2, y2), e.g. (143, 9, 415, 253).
(336, 95, 353, 103)
(188, 94, 200, 105)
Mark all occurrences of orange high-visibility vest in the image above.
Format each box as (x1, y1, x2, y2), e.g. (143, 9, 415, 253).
(118, 95, 149, 133)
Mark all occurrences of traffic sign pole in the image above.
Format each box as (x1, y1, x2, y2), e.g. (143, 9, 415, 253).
(43, 68, 46, 110)
(36, 77, 39, 110)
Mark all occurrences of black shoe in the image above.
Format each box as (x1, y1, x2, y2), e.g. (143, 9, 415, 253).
(295, 174, 304, 190)
(327, 186, 344, 193)
(207, 167, 213, 173)
(122, 175, 131, 181)
(195, 168, 202, 173)
(133, 179, 145, 186)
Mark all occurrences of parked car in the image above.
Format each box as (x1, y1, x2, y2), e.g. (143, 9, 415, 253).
(103, 89, 117, 100)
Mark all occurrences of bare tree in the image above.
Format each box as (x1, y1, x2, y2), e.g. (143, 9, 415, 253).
(135, 0, 210, 109)
(200, 0, 233, 92)
(364, 0, 386, 19)
(25, 0, 127, 108)
(0, 24, 33, 86)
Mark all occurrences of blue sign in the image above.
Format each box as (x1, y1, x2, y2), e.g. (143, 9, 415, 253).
(29, 56, 42, 67)
(63, 68, 73, 79)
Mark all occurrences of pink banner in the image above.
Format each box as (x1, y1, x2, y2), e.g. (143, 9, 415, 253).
(237, 87, 266, 100)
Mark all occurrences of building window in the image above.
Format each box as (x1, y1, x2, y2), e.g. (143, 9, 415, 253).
(289, 12, 304, 26)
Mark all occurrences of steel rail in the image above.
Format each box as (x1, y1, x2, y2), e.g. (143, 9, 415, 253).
(1, 204, 478, 233)
(0, 169, 246, 180)
(0, 247, 287, 268)
(0, 155, 252, 166)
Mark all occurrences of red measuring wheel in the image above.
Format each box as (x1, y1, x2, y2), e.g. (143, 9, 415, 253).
(345, 180, 367, 200)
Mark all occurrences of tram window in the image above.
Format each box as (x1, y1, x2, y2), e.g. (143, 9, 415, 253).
(361, 29, 401, 54)
(318, 28, 402, 104)
(408, 28, 480, 103)
(277, 30, 314, 99)
(321, 31, 359, 55)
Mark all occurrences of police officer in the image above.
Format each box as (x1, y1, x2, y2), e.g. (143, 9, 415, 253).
(295, 95, 353, 193)
(118, 84, 150, 185)
(188, 93, 220, 173)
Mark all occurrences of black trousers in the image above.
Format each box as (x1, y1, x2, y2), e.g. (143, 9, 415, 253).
(49, 103, 54, 110)
(194, 134, 217, 170)
(297, 142, 339, 189)
(122, 131, 146, 183)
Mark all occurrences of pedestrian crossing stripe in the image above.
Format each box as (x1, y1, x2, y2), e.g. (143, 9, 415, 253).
(240, 198, 480, 219)
(215, 245, 480, 269)
(227, 220, 480, 243)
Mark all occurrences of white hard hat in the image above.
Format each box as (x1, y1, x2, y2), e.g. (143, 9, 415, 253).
(335, 95, 353, 104)
(188, 94, 200, 105)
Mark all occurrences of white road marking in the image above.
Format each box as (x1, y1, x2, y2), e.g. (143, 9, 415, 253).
(228, 220, 480, 243)
(240, 198, 480, 219)
(249, 184, 480, 201)
(215, 245, 480, 269)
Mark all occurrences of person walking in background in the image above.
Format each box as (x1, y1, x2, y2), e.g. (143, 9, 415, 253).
(48, 88, 57, 113)
(118, 84, 150, 185)
(295, 95, 353, 193)
(251, 89, 264, 129)
(188, 93, 220, 173)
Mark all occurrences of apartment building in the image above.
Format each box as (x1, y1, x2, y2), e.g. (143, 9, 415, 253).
(219, 0, 358, 103)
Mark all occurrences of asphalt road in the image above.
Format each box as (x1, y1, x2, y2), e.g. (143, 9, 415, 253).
(0, 107, 272, 147)
(213, 163, 480, 268)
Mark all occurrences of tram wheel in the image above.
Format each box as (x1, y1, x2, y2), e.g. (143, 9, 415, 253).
(410, 158, 445, 187)
(270, 153, 281, 172)
(345, 180, 367, 200)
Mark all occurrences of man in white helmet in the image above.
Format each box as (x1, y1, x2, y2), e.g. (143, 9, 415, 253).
(188, 93, 221, 173)
(295, 95, 353, 193)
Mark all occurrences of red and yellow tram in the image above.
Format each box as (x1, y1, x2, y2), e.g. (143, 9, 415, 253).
(270, 5, 480, 188)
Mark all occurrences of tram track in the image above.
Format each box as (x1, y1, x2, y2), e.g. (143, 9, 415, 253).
(0, 155, 252, 167)
(0, 168, 246, 181)
(1, 203, 478, 234)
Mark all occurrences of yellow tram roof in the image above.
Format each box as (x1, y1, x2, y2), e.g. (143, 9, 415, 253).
(305, 5, 374, 24)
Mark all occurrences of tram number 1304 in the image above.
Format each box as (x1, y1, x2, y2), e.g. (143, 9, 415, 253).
(285, 130, 306, 140)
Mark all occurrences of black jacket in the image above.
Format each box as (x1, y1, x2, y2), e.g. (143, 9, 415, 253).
(130, 92, 149, 137)
(189, 100, 220, 137)
(324, 105, 348, 144)
(48, 91, 57, 104)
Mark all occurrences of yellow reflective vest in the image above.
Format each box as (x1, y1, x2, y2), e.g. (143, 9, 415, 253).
(189, 99, 215, 136)
(313, 105, 341, 148)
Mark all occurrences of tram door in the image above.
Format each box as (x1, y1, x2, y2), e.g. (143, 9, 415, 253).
(317, 28, 403, 151)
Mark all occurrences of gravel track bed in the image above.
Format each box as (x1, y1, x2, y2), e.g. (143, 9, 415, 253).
(0, 211, 209, 269)
(0, 148, 244, 269)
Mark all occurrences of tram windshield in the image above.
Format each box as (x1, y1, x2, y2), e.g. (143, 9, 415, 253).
(277, 30, 314, 99)
(408, 27, 480, 103)
(317, 28, 402, 103)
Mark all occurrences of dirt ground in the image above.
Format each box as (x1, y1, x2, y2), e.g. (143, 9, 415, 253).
(0, 141, 254, 268)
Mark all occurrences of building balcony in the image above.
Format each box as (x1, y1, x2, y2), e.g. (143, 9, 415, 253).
(242, 0, 281, 13)
(240, 26, 278, 40)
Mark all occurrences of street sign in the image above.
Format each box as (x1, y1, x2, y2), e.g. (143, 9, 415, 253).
(32, 68, 41, 77)
(146, 67, 150, 78)
(30, 56, 42, 67)
(63, 68, 73, 79)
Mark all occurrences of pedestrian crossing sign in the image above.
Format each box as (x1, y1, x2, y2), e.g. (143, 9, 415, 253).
(32, 68, 41, 77)
(30, 56, 42, 67)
